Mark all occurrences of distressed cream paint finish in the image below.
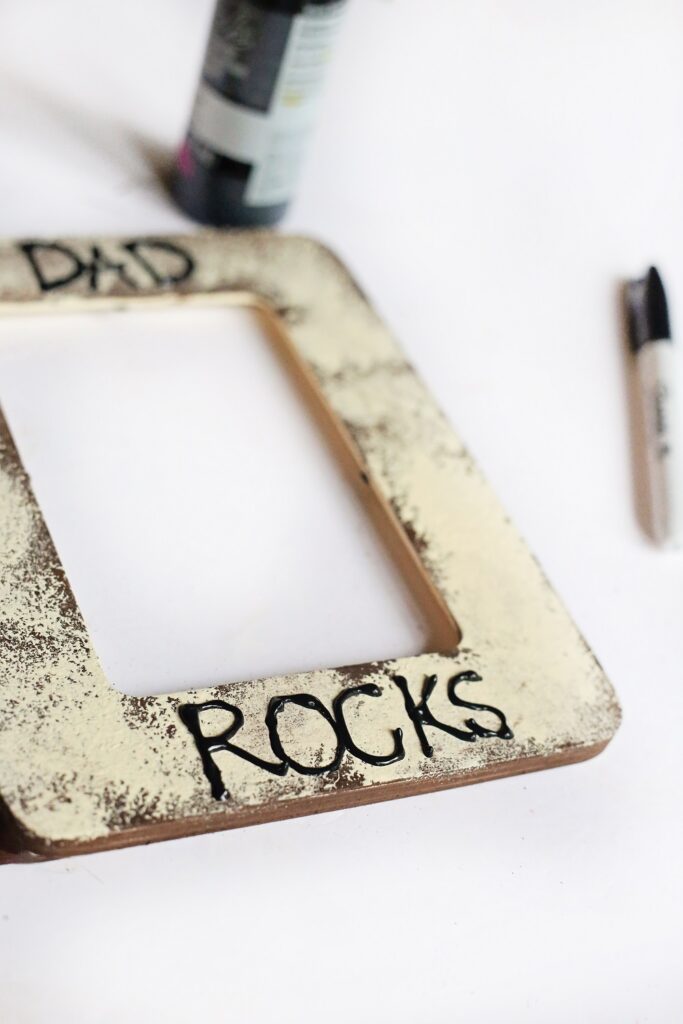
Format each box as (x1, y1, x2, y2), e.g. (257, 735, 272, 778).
(0, 232, 619, 859)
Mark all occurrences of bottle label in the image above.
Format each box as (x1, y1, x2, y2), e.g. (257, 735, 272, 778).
(188, 1, 346, 207)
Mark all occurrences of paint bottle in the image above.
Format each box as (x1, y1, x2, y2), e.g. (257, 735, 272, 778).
(173, 0, 347, 227)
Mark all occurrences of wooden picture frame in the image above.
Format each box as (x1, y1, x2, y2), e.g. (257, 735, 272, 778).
(0, 232, 620, 861)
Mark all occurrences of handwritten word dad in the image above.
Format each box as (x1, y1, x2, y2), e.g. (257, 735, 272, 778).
(18, 239, 194, 294)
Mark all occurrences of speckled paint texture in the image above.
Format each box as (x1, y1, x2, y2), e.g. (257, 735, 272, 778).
(0, 233, 620, 860)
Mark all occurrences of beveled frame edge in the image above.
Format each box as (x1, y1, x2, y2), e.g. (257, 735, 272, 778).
(0, 739, 611, 865)
(0, 231, 620, 860)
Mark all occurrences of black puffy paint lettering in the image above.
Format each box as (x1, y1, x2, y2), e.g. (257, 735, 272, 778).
(266, 694, 344, 775)
(19, 242, 85, 292)
(122, 239, 194, 287)
(447, 671, 513, 739)
(392, 673, 476, 757)
(179, 673, 512, 802)
(19, 238, 195, 294)
(332, 684, 405, 767)
(178, 699, 287, 801)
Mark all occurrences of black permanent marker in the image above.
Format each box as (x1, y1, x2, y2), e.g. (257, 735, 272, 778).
(626, 266, 681, 547)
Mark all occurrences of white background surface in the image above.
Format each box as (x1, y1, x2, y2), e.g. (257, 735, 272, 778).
(0, 1, 682, 1021)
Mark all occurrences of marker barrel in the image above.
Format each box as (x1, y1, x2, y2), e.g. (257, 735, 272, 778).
(635, 339, 682, 546)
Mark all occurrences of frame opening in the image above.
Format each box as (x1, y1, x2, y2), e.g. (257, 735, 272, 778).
(0, 303, 459, 695)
